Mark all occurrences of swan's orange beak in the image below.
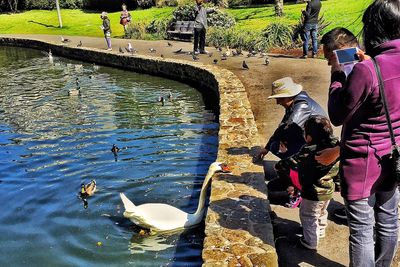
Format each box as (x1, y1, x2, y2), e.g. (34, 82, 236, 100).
(219, 163, 231, 173)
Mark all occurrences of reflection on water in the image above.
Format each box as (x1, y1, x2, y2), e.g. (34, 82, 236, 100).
(0, 46, 218, 266)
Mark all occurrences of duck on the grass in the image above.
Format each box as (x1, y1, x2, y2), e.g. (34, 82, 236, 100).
(120, 162, 230, 232)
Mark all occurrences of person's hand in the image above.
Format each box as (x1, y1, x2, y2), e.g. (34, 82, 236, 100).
(315, 146, 340, 166)
(278, 142, 288, 153)
(254, 148, 268, 162)
(330, 54, 342, 74)
(356, 49, 371, 62)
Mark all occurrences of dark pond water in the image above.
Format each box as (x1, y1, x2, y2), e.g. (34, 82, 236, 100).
(0, 47, 218, 266)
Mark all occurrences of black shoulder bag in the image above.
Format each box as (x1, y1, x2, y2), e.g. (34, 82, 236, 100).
(372, 58, 400, 183)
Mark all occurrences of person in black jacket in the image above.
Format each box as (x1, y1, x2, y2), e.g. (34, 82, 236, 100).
(301, 0, 321, 58)
(256, 77, 327, 161)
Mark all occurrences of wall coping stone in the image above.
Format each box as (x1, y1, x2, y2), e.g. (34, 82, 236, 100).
(0, 37, 278, 267)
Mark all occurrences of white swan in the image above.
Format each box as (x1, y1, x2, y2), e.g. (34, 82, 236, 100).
(120, 162, 230, 232)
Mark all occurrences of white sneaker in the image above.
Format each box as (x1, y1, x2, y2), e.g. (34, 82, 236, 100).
(106, 48, 112, 51)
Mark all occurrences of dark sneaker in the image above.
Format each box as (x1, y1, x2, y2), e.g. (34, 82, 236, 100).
(200, 50, 209, 54)
(300, 54, 307, 59)
(299, 237, 317, 250)
(333, 207, 347, 220)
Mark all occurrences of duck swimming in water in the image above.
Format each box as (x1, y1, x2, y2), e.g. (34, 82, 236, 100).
(79, 180, 96, 209)
(120, 162, 230, 232)
(111, 144, 120, 155)
(68, 78, 80, 96)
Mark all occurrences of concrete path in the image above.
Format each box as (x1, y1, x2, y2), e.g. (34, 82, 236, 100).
(2, 34, 399, 266)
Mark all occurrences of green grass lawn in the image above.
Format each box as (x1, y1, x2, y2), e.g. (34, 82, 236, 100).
(0, 0, 372, 38)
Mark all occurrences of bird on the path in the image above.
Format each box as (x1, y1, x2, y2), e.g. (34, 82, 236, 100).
(222, 52, 229, 58)
(242, 60, 249, 70)
(264, 57, 270, 66)
(149, 48, 156, 53)
(119, 47, 124, 54)
(167, 42, 173, 47)
(61, 36, 71, 43)
(236, 48, 243, 55)
(213, 59, 218, 64)
(173, 48, 183, 54)
(247, 53, 252, 58)
(168, 92, 173, 101)
(232, 50, 238, 57)
(77, 41, 82, 47)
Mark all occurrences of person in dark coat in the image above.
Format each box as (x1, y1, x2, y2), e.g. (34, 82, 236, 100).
(193, 0, 215, 54)
(256, 77, 327, 161)
(301, 0, 321, 58)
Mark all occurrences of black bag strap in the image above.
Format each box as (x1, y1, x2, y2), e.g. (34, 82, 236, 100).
(372, 58, 397, 147)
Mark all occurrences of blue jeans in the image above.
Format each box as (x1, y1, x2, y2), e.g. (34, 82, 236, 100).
(345, 187, 399, 267)
(303, 23, 318, 56)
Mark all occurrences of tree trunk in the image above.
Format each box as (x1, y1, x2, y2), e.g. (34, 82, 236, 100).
(274, 0, 284, 17)
(7, 0, 18, 12)
(56, 0, 63, 28)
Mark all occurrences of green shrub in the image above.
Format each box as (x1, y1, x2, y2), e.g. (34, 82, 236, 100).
(126, 21, 148, 39)
(156, 0, 178, 7)
(146, 18, 171, 39)
(172, 4, 235, 28)
(22, 0, 82, 10)
(82, 0, 137, 11)
(261, 22, 294, 49)
(137, 0, 156, 9)
(207, 27, 265, 51)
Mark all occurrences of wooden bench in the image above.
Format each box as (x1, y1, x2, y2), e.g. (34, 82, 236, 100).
(167, 21, 195, 41)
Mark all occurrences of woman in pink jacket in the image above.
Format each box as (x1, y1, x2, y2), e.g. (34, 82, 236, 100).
(327, 1, 400, 266)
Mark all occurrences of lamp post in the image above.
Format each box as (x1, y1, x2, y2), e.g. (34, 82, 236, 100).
(56, 0, 63, 28)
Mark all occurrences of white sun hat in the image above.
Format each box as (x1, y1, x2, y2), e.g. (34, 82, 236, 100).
(268, 77, 303, 99)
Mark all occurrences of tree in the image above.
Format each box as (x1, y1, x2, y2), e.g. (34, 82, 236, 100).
(56, 0, 62, 28)
(1, 0, 18, 12)
(275, 0, 283, 17)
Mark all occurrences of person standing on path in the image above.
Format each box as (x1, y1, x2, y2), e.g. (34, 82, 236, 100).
(327, 0, 400, 266)
(193, 0, 215, 55)
(100, 12, 112, 51)
(120, 4, 132, 37)
(301, 0, 321, 58)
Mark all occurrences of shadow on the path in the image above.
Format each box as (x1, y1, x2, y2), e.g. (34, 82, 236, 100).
(272, 212, 346, 267)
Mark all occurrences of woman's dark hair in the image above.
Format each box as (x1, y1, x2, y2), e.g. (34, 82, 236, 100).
(304, 116, 334, 145)
(320, 27, 358, 52)
(363, 0, 400, 55)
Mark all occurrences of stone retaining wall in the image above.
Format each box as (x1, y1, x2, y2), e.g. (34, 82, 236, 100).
(0, 37, 278, 267)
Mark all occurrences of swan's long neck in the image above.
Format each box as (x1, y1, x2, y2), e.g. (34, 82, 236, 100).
(193, 167, 217, 216)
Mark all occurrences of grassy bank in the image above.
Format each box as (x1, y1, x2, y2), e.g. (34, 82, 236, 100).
(0, 0, 371, 38)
